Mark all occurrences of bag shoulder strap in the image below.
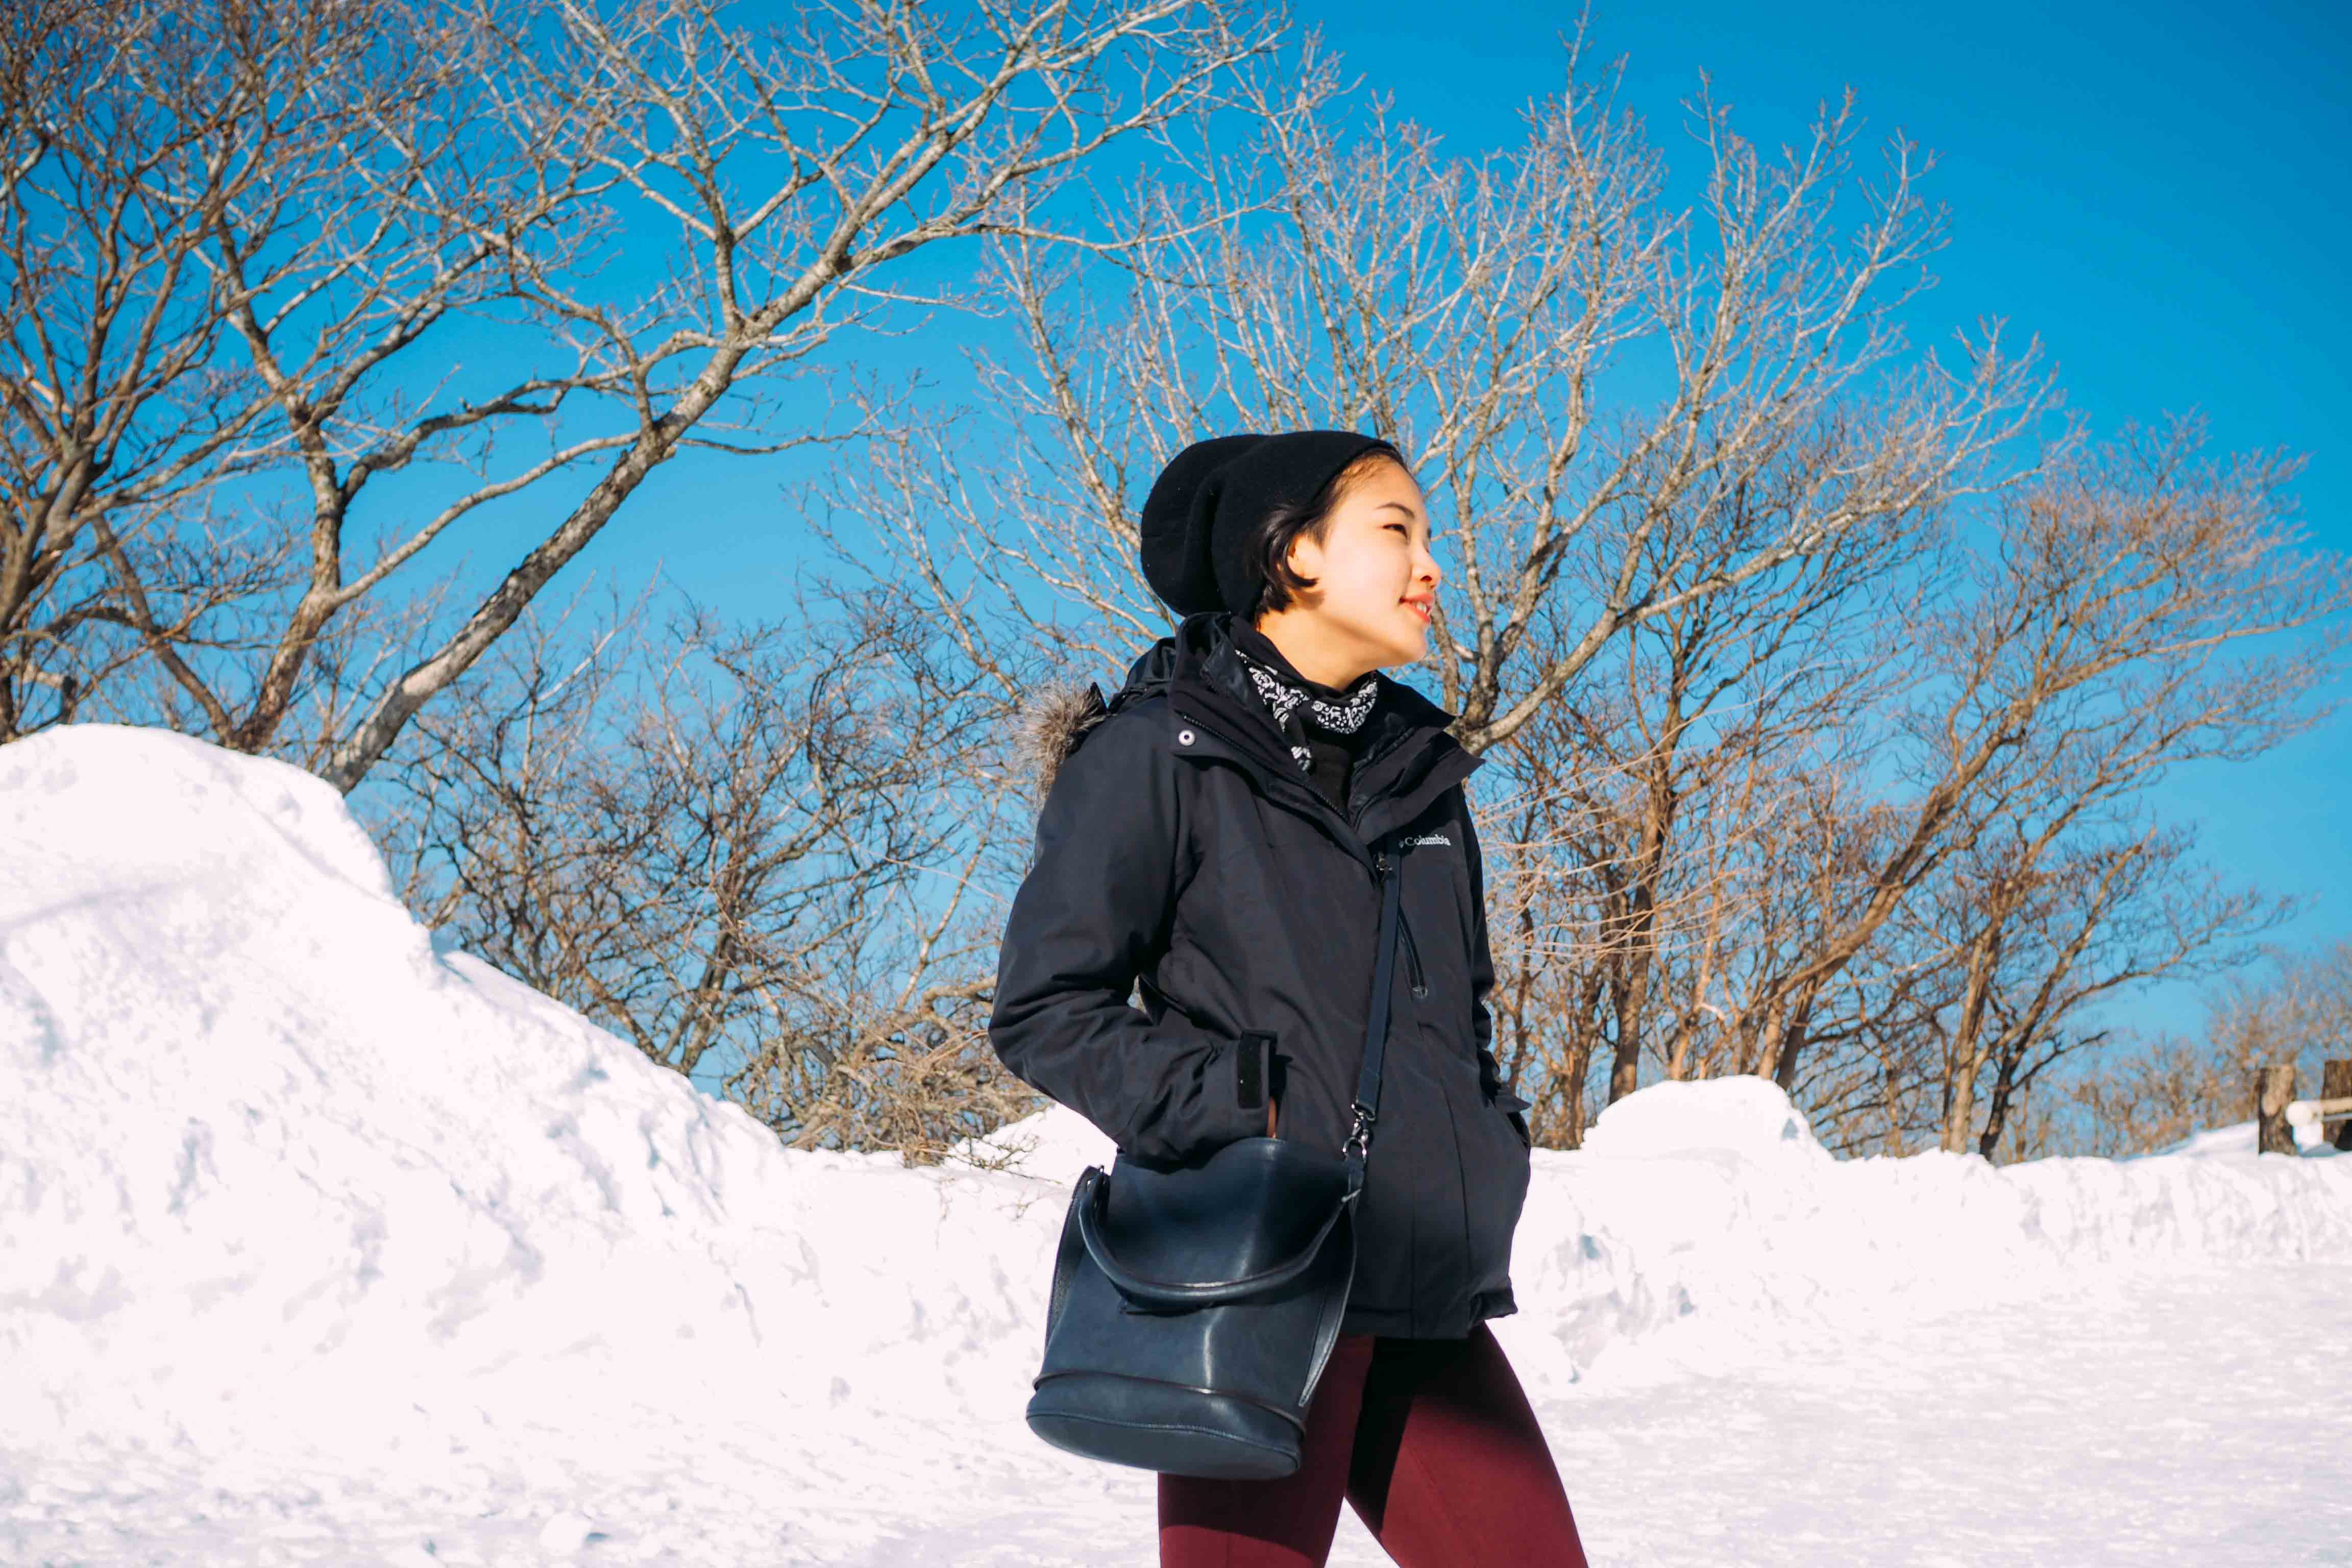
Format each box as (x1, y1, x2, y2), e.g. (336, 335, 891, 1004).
(1343, 835, 1407, 1195)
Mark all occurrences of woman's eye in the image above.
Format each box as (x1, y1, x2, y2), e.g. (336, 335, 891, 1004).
(1386, 523, 1409, 535)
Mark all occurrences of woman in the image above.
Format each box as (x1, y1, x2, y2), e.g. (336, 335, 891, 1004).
(990, 431, 1588, 1568)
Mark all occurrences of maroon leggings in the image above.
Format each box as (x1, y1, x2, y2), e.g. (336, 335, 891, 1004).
(1157, 1324, 1589, 1567)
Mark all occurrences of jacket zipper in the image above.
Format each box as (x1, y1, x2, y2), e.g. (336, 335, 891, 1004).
(1399, 904, 1428, 999)
(1374, 848, 1429, 999)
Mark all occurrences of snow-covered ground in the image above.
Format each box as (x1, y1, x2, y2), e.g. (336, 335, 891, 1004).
(5, 726, 2349, 1566)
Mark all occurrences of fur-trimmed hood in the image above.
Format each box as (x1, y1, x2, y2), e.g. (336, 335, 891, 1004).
(1016, 679, 1111, 801)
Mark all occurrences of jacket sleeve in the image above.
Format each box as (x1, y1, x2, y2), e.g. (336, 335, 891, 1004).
(988, 711, 1261, 1164)
(1461, 805, 1531, 1131)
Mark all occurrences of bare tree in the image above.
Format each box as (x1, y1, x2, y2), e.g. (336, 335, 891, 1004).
(369, 584, 1036, 1157)
(847, 34, 2047, 745)
(2, 0, 1275, 787)
(320, 0, 1276, 791)
(2200, 938, 2352, 1108)
(1935, 820, 2287, 1156)
(0, 0, 491, 737)
(1737, 418, 2346, 1101)
(2035, 1032, 2236, 1159)
(1555, 482, 1926, 1117)
(1458, 766, 1606, 1148)
(2016, 940, 2352, 1159)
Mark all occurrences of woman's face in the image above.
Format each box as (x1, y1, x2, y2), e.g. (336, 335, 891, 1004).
(1279, 459, 1442, 669)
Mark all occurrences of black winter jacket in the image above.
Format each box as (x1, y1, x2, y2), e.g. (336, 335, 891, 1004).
(989, 611, 1533, 1339)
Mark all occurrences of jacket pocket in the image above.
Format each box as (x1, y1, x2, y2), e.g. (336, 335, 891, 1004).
(1454, 1072, 1532, 1306)
(1491, 1088, 1532, 1150)
(1397, 906, 1428, 999)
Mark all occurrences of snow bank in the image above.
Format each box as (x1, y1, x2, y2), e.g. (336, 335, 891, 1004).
(4, 726, 2349, 1478)
(0, 727, 1055, 1474)
(1506, 1076, 2352, 1386)
(1577, 1074, 1825, 1164)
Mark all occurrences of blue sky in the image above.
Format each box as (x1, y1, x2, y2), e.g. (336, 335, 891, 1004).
(453, 0, 2348, 1040)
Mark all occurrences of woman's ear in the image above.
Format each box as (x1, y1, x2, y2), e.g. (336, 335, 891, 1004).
(1283, 526, 1323, 583)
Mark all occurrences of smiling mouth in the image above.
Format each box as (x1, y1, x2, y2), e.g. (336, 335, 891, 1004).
(1402, 598, 1432, 624)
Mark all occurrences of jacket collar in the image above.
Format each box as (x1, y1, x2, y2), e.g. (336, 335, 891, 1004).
(1114, 612, 1482, 851)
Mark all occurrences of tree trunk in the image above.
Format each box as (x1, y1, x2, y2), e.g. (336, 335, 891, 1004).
(1548, 974, 1607, 1150)
(1770, 995, 1817, 1093)
(1976, 1037, 2024, 1159)
(1607, 958, 1652, 1105)
(2253, 1064, 2298, 1156)
(2326, 1060, 2352, 1153)
(1607, 752, 1678, 1105)
(1553, 1033, 1595, 1150)
(1939, 918, 2009, 1153)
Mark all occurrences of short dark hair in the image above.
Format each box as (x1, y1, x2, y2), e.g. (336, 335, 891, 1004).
(1246, 441, 1409, 618)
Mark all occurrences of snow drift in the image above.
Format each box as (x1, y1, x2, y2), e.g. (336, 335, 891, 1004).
(4, 726, 2349, 1478)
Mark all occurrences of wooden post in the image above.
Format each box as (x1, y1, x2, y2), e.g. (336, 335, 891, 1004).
(2253, 1065, 2298, 1156)
(2325, 1060, 2352, 1153)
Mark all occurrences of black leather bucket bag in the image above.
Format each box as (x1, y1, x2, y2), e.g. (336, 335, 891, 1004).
(1024, 839, 1406, 1479)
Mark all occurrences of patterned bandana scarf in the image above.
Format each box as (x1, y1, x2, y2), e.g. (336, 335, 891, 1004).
(1234, 649, 1380, 773)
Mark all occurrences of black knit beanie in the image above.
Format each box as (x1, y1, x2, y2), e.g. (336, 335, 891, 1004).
(1139, 430, 1388, 616)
